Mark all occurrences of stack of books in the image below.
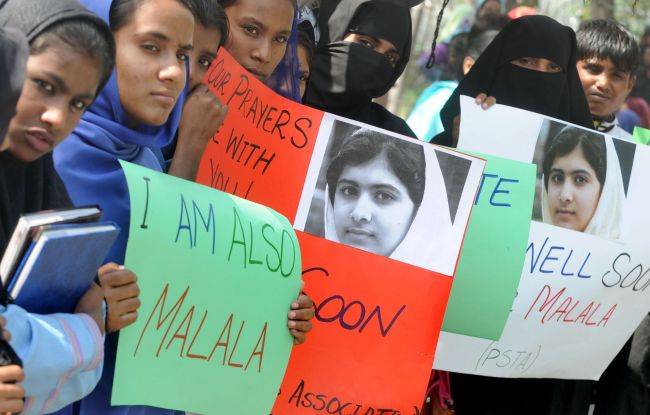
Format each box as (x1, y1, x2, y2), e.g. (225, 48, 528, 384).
(0, 206, 119, 314)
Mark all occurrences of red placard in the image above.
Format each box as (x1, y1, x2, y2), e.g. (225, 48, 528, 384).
(196, 48, 324, 222)
(272, 232, 452, 415)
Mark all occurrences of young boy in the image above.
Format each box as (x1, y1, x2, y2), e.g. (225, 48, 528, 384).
(576, 19, 639, 140)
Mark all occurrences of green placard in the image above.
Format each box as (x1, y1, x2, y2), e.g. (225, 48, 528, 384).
(442, 153, 535, 340)
(112, 161, 301, 414)
(633, 126, 650, 145)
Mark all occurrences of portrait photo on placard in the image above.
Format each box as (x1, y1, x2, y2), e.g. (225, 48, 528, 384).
(531, 118, 636, 241)
(297, 119, 479, 274)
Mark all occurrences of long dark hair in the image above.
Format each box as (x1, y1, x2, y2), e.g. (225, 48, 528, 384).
(542, 126, 607, 190)
(326, 129, 426, 206)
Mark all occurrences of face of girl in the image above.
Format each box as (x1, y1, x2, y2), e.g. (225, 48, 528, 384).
(189, 23, 222, 93)
(113, 0, 194, 128)
(333, 152, 416, 257)
(224, 0, 294, 82)
(1, 43, 101, 162)
(297, 43, 310, 98)
(547, 145, 602, 232)
(511, 57, 563, 73)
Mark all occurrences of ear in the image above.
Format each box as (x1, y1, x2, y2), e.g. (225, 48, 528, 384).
(626, 73, 636, 95)
(462, 56, 475, 75)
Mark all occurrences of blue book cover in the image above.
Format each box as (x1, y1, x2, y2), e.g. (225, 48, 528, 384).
(9, 222, 119, 314)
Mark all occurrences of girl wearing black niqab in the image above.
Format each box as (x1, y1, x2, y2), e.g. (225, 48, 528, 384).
(434, 15, 595, 415)
(305, 0, 416, 137)
(433, 15, 594, 146)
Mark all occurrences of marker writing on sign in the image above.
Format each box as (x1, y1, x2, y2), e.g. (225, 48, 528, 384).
(208, 158, 254, 199)
(133, 283, 268, 373)
(602, 252, 650, 291)
(279, 378, 420, 415)
(475, 342, 541, 373)
(526, 236, 592, 278)
(474, 173, 519, 207)
(524, 284, 617, 327)
(302, 268, 406, 337)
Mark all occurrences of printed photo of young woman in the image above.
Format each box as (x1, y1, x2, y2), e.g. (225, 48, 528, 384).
(295, 118, 484, 276)
(532, 118, 636, 241)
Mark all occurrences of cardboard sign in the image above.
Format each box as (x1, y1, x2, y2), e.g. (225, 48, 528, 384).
(272, 232, 453, 415)
(112, 161, 301, 414)
(196, 49, 487, 412)
(434, 97, 650, 380)
(633, 126, 650, 145)
(442, 153, 536, 340)
(195, 50, 324, 222)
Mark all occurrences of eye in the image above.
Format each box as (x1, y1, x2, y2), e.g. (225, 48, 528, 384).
(375, 191, 396, 202)
(142, 43, 160, 53)
(177, 52, 189, 62)
(549, 62, 563, 73)
(574, 174, 589, 185)
(385, 53, 400, 67)
(70, 99, 88, 113)
(515, 57, 531, 65)
(198, 56, 212, 69)
(34, 79, 54, 95)
(298, 70, 310, 82)
(338, 185, 358, 198)
(242, 24, 258, 37)
(274, 34, 288, 44)
(550, 172, 564, 184)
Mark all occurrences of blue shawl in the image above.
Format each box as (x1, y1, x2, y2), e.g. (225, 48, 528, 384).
(52, 1, 184, 414)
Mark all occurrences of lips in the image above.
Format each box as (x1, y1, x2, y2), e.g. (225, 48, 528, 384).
(587, 91, 610, 104)
(150, 91, 176, 105)
(25, 129, 54, 153)
(244, 67, 267, 81)
(345, 227, 374, 237)
(555, 209, 575, 218)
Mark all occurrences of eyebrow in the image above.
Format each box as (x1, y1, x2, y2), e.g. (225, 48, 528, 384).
(139, 30, 193, 51)
(43, 70, 95, 101)
(550, 167, 593, 176)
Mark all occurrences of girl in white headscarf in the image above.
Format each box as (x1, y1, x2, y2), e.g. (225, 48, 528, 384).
(541, 126, 624, 240)
(323, 128, 455, 273)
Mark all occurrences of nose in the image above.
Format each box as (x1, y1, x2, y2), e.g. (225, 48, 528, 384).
(350, 194, 373, 223)
(159, 55, 185, 86)
(251, 41, 271, 64)
(559, 183, 574, 203)
(40, 102, 65, 132)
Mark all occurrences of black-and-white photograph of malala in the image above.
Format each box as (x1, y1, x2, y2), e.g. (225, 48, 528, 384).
(531, 118, 636, 242)
(294, 117, 485, 276)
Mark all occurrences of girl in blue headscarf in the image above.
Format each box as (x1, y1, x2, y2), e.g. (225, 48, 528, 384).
(53, 1, 313, 414)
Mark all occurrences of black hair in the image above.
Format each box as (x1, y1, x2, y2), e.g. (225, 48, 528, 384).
(187, 0, 229, 47)
(466, 29, 499, 60)
(30, 19, 115, 95)
(542, 126, 607, 191)
(110, 0, 194, 32)
(217, 0, 295, 9)
(297, 21, 315, 67)
(576, 19, 640, 75)
(326, 129, 426, 207)
(440, 32, 468, 81)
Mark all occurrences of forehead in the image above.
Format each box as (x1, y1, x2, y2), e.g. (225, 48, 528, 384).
(552, 146, 593, 170)
(122, 0, 194, 43)
(582, 56, 630, 74)
(339, 154, 406, 188)
(226, 0, 294, 31)
(193, 24, 222, 54)
(28, 42, 101, 95)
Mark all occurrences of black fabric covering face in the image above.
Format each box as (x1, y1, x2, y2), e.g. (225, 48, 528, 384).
(0, 27, 28, 144)
(433, 15, 594, 146)
(0, 153, 72, 255)
(0, 0, 97, 253)
(305, 0, 415, 137)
